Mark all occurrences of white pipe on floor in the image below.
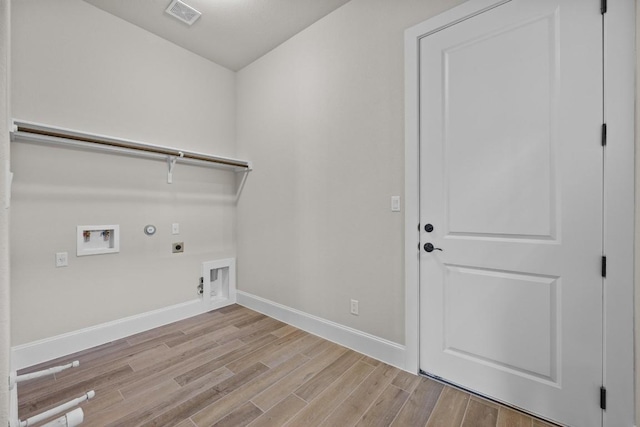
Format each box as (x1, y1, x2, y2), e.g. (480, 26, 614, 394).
(20, 390, 94, 427)
(40, 408, 84, 427)
(9, 361, 80, 388)
(9, 375, 19, 427)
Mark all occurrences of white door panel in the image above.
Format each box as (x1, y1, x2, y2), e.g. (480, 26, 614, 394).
(443, 265, 558, 381)
(445, 14, 556, 239)
(419, 1, 603, 426)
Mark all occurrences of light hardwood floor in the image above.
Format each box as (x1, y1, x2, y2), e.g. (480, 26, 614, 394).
(17, 305, 557, 427)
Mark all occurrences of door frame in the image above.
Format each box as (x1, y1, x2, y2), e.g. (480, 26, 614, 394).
(403, 1, 635, 425)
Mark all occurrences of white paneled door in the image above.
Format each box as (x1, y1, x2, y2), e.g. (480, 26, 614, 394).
(418, 1, 603, 426)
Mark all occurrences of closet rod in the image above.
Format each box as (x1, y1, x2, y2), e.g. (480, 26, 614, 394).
(11, 119, 252, 171)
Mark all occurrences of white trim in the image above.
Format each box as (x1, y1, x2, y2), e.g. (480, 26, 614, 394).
(202, 257, 237, 309)
(236, 291, 407, 370)
(11, 297, 234, 371)
(403, 11, 420, 375)
(602, 1, 636, 426)
(404, 0, 636, 425)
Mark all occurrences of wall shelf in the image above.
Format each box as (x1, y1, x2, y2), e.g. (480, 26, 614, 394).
(10, 119, 252, 183)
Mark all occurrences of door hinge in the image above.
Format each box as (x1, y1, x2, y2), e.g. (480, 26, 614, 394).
(601, 123, 607, 146)
(601, 256, 607, 278)
(601, 0, 607, 14)
(600, 386, 607, 410)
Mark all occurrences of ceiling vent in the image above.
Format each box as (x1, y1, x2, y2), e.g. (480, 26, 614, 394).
(165, 0, 202, 26)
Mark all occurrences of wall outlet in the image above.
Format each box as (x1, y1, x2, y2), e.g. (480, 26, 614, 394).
(172, 242, 184, 253)
(55, 252, 68, 267)
(350, 299, 359, 315)
(172, 223, 180, 235)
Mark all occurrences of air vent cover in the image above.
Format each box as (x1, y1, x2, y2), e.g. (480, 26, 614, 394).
(165, 0, 201, 26)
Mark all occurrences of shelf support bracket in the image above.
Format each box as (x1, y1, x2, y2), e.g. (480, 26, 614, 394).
(235, 169, 249, 201)
(167, 152, 184, 184)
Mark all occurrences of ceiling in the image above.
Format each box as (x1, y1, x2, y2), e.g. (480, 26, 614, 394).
(84, 0, 352, 71)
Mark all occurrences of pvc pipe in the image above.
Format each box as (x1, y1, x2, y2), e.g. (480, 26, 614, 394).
(20, 390, 95, 427)
(40, 408, 84, 427)
(12, 361, 79, 387)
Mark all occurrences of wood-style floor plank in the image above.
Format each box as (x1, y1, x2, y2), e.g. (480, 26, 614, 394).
(191, 353, 309, 426)
(86, 379, 182, 427)
(225, 329, 307, 373)
(248, 394, 307, 427)
(165, 324, 239, 351)
(360, 355, 382, 367)
(211, 401, 263, 427)
(426, 386, 470, 427)
(16, 304, 553, 427)
(260, 333, 320, 368)
(318, 363, 399, 427)
(174, 334, 278, 387)
(119, 341, 242, 399)
(285, 360, 375, 426)
(250, 342, 347, 412)
(391, 377, 443, 426)
(497, 407, 533, 427)
(462, 397, 500, 427)
(293, 349, 364, 402)
(80, 389, 124, 420)
(139, 363, 270, 427)
(355, 384, 409, 427)
(390, 369, 420, 393)
(271, 324, 298, 338)
(301, 337, 336, 358)
(103, 368, 232, 426)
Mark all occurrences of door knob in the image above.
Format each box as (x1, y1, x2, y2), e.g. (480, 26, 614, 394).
(424, 224, 434, 232)
(424, 243, 443, 252)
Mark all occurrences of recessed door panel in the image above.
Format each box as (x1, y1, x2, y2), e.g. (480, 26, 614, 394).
(445, 15, 557, 239)
(443, 265, 558, 382)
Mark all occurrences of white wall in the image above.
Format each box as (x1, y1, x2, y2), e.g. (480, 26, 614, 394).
(236, 0, 465, 344)
(0, 0, 10, 424)
(10, 0, 237, 345)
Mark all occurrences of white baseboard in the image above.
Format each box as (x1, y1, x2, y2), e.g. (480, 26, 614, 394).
(236, 291, 407, 371)
(11, 297, 234, 371)
(12, 289, 407, 373)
